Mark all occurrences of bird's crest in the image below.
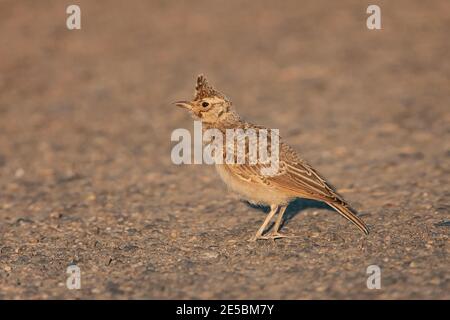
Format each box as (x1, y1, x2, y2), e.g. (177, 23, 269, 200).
(194, 75, 230, 103)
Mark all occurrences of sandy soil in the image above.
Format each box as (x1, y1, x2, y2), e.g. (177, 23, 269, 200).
(0, 0, 449, 299)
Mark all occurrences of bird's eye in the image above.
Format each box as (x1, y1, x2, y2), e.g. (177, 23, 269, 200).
(202, 102, 209, 108)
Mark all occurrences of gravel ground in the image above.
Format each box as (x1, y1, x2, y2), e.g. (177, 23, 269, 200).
(0, 0, 448, 299)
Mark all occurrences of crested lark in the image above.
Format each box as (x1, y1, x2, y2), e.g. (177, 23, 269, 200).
(175, 75, 369, 240)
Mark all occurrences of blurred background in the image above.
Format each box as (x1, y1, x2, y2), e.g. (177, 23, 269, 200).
(0, 0, 448, 299)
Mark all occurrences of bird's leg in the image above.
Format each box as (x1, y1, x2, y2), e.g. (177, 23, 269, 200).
(249, 205, 279, 241)
(266, 205, 289, 239)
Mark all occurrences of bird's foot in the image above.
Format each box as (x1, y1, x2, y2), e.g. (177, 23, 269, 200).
(264, 231, 290, 241)
(249, 235, 264, 242)
(249, 232, 290, 241)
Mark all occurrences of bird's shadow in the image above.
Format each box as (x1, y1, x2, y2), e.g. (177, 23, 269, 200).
(244, 198, 334, 230)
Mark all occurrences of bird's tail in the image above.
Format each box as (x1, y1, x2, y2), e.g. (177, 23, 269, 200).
(327, 202, 369, 235)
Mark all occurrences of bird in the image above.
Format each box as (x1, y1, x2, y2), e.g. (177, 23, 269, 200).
(175, 75, 369, 240)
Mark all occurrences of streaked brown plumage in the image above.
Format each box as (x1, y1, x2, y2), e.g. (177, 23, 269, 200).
(175, 75, 369, 240)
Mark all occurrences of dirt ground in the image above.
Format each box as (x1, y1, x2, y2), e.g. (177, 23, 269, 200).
(0, 0, 448, 299)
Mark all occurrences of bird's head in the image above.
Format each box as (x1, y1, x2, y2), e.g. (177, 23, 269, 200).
(174, 75, 236, 125)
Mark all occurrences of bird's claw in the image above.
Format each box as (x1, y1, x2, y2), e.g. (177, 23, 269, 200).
(249, 232, 290, 241)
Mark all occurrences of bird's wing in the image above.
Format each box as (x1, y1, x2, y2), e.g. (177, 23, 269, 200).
(222, 141, 346, 203)
(218, 130, 369, 234)
(274, 143, 347, 202)
(220, 135, 369, 234)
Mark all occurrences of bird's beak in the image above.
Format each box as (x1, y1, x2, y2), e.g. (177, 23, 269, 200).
(173, 101, 192, 109)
